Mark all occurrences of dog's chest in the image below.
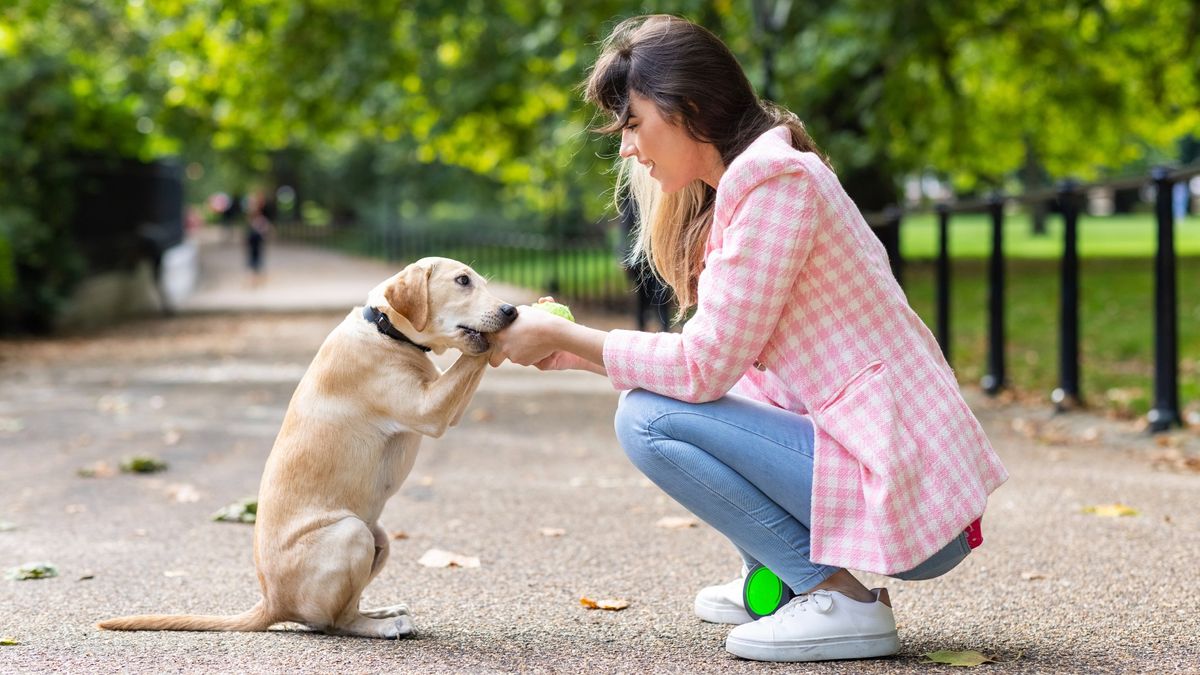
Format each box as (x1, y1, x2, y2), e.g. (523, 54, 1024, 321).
(378, 433, 421, 497)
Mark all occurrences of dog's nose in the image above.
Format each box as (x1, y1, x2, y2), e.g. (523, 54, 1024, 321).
(499, 304, 517, 320)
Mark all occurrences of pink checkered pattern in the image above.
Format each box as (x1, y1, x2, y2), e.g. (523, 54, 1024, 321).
(604, 127, 1009, 574)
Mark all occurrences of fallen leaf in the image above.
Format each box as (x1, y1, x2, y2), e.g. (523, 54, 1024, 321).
(212, 497, 257, 523)
(6, 562, 58, 581)
(390, 530, 409, 540)
(65, 504, 87, 514)
(120, 456, 168, 474)
(163, 570, 187, 578)
(540, 527, 566, 537)
(1083, 504, 1139, 517)
(417, 475, 434, 487)
(1020, 571, 1048, 581)
(655, 516, 698, 530)
(580, 596, 630, 611)
(469, 408, 494, 422)
(418, 548, 480, 568)
(0, 636, 18, 646)
(0, 417, 24, 433)
(922, 650, 996, 667)
(77, 461, 117, 478)
(0, 521, 16, 532)
(78, 572, 95, 581)
(165, 483, 201, 503)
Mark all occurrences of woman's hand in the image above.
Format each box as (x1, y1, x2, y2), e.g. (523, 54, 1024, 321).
(533, 350, 593, 372)
(488, 305, 567, 368)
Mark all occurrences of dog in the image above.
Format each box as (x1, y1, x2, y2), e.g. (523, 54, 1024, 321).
(98, 257, 516, 638)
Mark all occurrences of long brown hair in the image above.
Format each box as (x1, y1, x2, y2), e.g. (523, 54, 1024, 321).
(585, 14, 827, 313)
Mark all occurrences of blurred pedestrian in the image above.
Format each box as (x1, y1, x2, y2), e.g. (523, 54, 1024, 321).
(245, 190, 273, 287)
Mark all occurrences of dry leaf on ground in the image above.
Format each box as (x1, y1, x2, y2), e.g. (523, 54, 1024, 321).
(580, 596, 630, 611)
(0, 521, 17, 532)
(1020, 571, 1048, 581)
(389, 530, 409, 540)
(922, 650, 996, 667)
(418, 548, 480, 568)
(540, 527, 566, 537)
(1151, 449, 1200, 473)
(1083, 504, 1139, 517)
(0, 636, 19, 646)
(655, 516, 698, 529)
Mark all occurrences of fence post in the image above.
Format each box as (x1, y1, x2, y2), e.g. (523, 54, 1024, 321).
(881, 206, 903, 286)
(935, 203, 951, 363)
(981, 194, 1007, 395)
(1148, 167, 1181, 432)
(1053, 181, 1082, 411)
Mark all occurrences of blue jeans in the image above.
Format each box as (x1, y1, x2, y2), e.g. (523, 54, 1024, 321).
(614, 389, 970, 593)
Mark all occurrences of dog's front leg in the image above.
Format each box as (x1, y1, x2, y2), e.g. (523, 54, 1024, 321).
(400, 353, 489, 438)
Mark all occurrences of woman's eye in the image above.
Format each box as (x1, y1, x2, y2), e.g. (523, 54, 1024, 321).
(456, 275, 471, 286)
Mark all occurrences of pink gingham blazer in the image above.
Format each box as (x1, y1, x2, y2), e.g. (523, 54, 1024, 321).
(604, 127, 1008, 574)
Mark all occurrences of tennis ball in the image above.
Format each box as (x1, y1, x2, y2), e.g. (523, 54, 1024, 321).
(529, 299, 575, 322)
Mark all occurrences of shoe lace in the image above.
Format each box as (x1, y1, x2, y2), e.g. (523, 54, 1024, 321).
(772, 590, 835, 620)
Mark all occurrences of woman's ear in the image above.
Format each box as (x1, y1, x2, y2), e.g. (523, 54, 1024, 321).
(384, 263, 431, 332)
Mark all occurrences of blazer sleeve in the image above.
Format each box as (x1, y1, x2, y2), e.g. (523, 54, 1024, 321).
(604, 171, 817, 401)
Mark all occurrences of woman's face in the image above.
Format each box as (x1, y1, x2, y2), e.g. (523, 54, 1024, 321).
(618, 93, 723, 192)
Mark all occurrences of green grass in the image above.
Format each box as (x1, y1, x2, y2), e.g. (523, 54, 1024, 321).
(899, 212, 1200, 260)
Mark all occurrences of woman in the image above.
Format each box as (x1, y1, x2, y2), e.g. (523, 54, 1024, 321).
(490, 15, 1007, 663)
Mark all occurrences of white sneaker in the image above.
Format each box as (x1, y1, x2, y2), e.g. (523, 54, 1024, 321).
(724, 588, 899, 662)
(693, 566, 753, 625)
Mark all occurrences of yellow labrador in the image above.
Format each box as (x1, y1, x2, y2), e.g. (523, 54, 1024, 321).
(98, 257, 516, 638)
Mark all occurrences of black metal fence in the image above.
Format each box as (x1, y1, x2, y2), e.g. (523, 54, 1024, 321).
(867, 163, 1200, 432)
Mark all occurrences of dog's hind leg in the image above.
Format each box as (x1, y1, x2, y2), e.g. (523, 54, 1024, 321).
(358, 522, 410, 620)
(290, 517, 414, 639)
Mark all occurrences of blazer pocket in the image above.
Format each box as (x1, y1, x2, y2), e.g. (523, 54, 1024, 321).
(815, 362, 918, 481)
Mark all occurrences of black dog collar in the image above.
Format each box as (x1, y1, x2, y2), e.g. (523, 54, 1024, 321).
(362, 306, 431, 352)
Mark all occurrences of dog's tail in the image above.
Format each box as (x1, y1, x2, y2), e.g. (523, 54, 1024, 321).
(97, 601, 273, 633)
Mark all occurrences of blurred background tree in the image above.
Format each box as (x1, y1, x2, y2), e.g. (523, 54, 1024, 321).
(2, 0, 1198, 329)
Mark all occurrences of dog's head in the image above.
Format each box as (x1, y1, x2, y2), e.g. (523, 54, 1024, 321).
(367, 257, 516, 355)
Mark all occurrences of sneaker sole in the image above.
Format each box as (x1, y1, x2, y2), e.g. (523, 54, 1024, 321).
(725, 631, 900, 662)
(693, 597, 752, 625)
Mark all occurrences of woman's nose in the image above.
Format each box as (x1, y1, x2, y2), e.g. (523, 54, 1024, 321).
(619, 130, 636, 158)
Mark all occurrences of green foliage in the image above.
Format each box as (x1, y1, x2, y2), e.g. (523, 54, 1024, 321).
(2, 1, 1198, 331)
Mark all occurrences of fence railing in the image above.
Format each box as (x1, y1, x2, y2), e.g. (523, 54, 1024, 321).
(865, 163, 1200, 432)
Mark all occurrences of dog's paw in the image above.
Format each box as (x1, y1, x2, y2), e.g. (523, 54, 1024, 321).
(390, 614, 415, 639)
(361, 603, 409, 619)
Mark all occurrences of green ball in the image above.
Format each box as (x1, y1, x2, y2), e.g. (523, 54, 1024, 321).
(530, 301, 575, 322)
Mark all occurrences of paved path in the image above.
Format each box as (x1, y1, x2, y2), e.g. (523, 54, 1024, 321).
(1, 231, 1198, 673)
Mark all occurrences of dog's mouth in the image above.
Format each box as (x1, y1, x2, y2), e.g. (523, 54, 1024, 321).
(457, 325, 490, 352)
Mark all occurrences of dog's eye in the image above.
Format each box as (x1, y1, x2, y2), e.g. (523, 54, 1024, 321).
(455, 275, 471, 286)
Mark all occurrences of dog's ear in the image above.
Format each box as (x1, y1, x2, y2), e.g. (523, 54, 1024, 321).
(384, 263, 432, 332)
